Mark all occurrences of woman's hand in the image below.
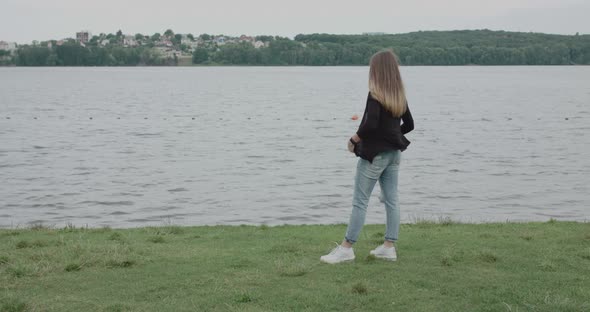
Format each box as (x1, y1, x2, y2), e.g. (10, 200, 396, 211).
(348, 135, 360, 153)
(347, 139, 355, 153)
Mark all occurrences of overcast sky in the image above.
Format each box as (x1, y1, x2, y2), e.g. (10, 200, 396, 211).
(1, 0, 589, 43)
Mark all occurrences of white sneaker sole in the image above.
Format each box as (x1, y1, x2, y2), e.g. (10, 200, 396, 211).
(320, 257, 355, 264)
(370, 251, 397, 261)
(372, 254, 397, 261)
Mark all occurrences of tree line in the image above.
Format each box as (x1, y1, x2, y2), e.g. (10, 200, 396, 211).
(196, 30, 590, 65)
(15, 44, 175, 66)
(4, 30, 590, 66)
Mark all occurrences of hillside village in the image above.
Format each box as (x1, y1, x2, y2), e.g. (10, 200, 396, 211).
(0, 29, 273, 64)
(72, 30, 271, 58)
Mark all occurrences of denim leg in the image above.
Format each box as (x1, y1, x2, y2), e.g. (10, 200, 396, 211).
(344, 157, 383, 244)
(379, 151, 401, 242)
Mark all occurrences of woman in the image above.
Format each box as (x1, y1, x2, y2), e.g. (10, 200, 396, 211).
(321, 50, 414, 264)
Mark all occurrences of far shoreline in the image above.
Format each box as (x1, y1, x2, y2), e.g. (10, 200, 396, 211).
(1, 64, 589, 68)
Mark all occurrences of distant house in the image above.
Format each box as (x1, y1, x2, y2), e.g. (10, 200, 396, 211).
(157, 38, 173, 47)
(56, 40, 65, 46)
(254, 41, 265, 49)
(123, 35, 138, 47)
(155, 47, 181, 58)
(100, 39, 109, 46)
(0, 41, 17, 52)
(180, 35, 192, 46)
(239, 35, 255, 43)
(76, 30, 91, 43)
(189, 41, 199, 49)
(214, 36, 226, 45)
(180, 35, 199, 51)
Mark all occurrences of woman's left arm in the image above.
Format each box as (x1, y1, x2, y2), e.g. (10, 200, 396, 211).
(401, 103, 414, 134)
(355, 100, 381, 142)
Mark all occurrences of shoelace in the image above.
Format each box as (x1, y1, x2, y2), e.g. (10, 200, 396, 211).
(328, 242, 341, 255)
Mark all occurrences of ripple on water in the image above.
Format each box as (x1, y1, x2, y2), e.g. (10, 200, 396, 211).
(30, 203, 59, 208)
(110, 211, 130, 215)
(60, 192, 81, 196)
(126, 213, 194, 222)
(73, 166, 97, 170)
(316, 194, 343, 198)
(275, 215, 314, 222)
(141, 206, 181, 212)
(272, 159, 295, 163)
(130, 132, 163, 137)
(71, 172, 92, 176)
(115, 192, 144, 197)
(0, 163, 28, 168)
(125, 218, 152, 223)
(78, 201, 135, 206)
(168, 188, 189, 192)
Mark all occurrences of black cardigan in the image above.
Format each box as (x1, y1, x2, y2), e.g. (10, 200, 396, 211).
(354, 93, 414, 162)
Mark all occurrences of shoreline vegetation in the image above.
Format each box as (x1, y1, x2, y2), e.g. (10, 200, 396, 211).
(1, 29, 590, 67)
(1, 220, 589, 311)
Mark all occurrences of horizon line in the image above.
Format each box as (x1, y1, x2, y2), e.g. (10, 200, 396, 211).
(2, 28, 588, 45)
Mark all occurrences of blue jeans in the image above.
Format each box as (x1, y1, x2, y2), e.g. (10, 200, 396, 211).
(345, 150, 401, 244)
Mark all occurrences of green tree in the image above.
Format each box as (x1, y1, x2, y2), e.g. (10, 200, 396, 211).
(173, 34, 182, 46)
(89, 36, 99, 45)
(56, 43, 90, 66)
(255, 35, 273, 42)
(45, 54, 58, 66)
(192, 48, 209, 64)
(16, 46, 50, 66)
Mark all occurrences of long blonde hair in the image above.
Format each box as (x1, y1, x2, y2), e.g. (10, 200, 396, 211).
(368, 50, 407, 117)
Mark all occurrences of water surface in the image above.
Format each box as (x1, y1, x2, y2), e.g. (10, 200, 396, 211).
(1, 66, 588, 227)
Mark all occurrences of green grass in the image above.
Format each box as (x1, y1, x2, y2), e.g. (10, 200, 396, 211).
(0, 221, 589, 311)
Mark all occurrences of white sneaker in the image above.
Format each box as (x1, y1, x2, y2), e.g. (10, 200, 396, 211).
(320, 245, 355, 264)
(370, 244, 397, 261)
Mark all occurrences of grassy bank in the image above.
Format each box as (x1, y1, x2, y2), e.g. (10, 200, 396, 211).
(1, 221, 589, 311)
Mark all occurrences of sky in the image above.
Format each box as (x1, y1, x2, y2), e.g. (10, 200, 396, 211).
(1, 0, 589, 43)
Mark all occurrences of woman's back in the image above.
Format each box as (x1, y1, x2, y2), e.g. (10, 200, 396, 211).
(355, 93, 414, 162)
